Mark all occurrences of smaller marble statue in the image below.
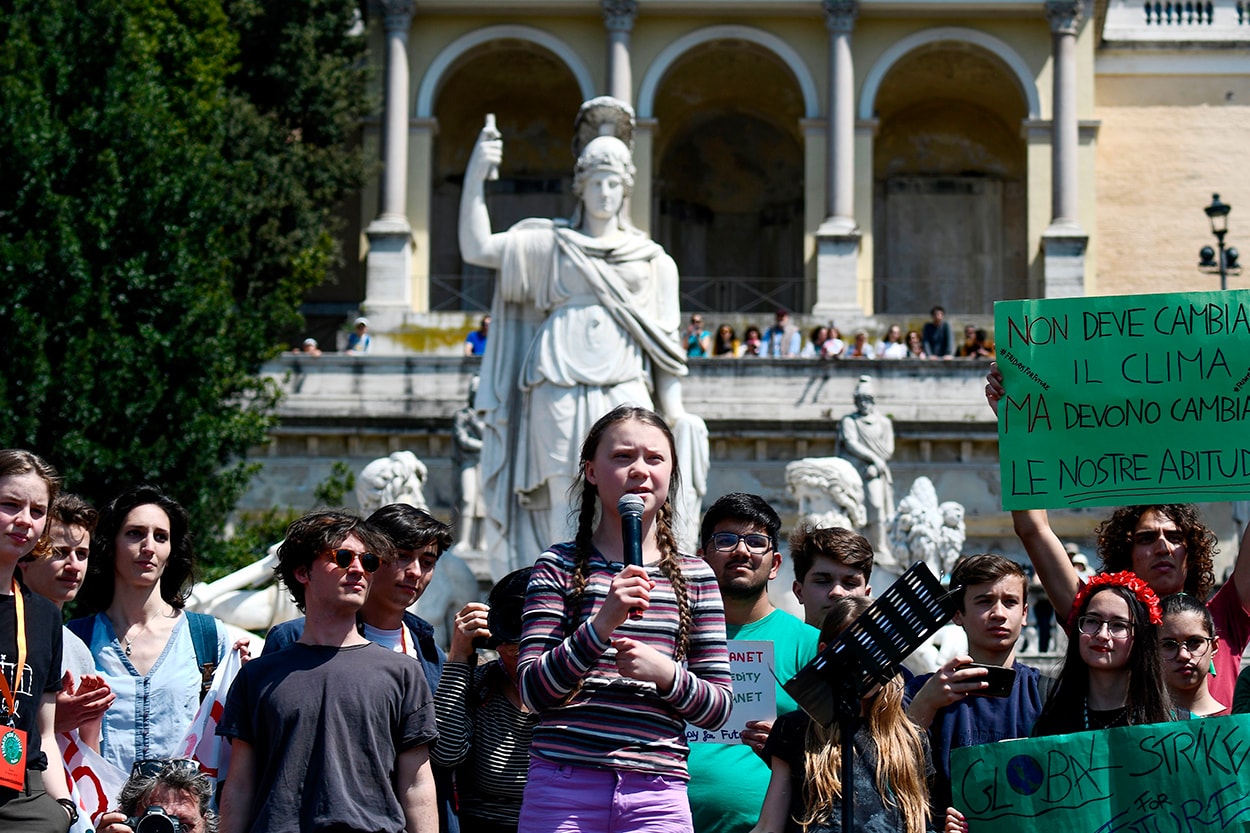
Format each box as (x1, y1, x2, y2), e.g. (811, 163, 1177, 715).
(356, 451, 428, 514)
(836, 376, 895, 558)
(784, 457, 866, 532)
(888, 476, 967, 579)
(452, 377, 488, 554)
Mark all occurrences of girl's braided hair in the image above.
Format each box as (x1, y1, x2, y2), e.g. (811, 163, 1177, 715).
(566, 405, 690, 660)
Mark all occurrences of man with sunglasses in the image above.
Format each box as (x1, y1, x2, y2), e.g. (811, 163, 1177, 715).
(686, 493, 818, 833)
(218, 512, 438, 833)
(99, 758, 215, 833)
(260, 505, 458, 832)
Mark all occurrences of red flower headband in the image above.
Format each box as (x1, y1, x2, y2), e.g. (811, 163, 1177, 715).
(1069, 571, 1163, 627)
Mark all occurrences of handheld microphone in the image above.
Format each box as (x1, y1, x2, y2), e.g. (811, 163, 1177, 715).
(618, 494, 646, 619)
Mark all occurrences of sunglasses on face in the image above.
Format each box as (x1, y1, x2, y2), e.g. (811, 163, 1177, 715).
(708, 532, 772, 555)
(131, 758, 202, 780)
(325, 548, 381, 573)
(1132, 528, 1185, 547)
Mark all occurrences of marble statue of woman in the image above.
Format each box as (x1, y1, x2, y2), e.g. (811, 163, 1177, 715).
(460, 97, 708, 573)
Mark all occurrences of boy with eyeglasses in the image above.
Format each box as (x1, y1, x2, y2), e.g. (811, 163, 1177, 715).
(905, 553, 1050, 818)
(686, 493, 818, 833)
(218, 511, 438, 833)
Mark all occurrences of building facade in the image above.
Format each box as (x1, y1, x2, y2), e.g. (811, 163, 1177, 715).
(302, 0, 1249, 349)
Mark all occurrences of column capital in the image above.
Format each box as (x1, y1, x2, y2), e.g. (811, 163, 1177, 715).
(377, 0, 415, 33)
(601, 0, 638, 33)
(1044, 0, 1083, 35)
(822, 0, 859, 34)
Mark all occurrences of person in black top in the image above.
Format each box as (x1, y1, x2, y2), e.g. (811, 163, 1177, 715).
(0, 448, 76, 832)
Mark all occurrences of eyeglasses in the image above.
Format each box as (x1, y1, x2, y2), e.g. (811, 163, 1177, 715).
(1076, 615, 1134, 639)
(131, 758, 202, 780)
(325, 548, 380, 573)
(708, 532, 772, 554)
(1132, 528, 1185, 547)
(1159, 636, 1214, 660)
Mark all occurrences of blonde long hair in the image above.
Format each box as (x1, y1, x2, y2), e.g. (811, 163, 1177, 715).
(800, 597, 930, 833)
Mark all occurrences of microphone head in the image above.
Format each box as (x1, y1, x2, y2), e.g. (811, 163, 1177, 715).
(617, 494, 645, 518)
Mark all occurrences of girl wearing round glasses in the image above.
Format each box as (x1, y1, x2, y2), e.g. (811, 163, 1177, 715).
(1031, 571, 1174, 736)
(69, 485, 232, 772)
(1159, 593, 1226, 716)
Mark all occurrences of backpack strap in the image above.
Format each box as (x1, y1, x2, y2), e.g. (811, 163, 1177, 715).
(186, 612, 218, 701)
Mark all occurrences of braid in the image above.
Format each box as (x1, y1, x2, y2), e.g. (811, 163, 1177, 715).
(655, 501, 691, 661)
(567, 484, 598, 638)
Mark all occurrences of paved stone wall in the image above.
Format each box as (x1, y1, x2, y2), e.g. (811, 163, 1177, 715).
(241, 354, 1240, 569)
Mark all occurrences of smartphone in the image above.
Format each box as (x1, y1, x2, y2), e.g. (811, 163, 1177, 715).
(964, 663, 1016, 698)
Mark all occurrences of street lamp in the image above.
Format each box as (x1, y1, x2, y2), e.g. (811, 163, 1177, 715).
(1199, 193, 1241, 291)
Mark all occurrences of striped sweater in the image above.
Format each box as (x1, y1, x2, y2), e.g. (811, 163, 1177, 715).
(431, 660, 536, 825)
(518, 542, 733, 779)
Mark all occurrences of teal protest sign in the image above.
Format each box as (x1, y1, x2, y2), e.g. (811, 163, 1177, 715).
(995, 289, 1250, 510)
(951, 715, 1250, 832)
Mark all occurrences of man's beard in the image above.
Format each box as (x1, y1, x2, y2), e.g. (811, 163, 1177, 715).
(720, 574, 769, 601)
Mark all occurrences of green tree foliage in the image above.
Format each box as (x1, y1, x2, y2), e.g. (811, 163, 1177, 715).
(0, 0, 372, 569)
(209, 461, 355, 582)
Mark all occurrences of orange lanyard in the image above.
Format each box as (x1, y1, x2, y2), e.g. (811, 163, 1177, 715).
(0, 580, 26, 719)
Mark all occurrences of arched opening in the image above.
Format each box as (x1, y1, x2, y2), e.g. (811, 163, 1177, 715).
(429, 42, 581, 310)
(652, 41, 805, 314)
(871, 44, 1028, 315)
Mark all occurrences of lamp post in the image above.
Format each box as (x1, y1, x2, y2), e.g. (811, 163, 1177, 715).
(1199, 193, 1240, 291)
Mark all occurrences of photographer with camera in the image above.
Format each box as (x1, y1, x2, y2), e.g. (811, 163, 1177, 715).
(97, 758, 215, 833)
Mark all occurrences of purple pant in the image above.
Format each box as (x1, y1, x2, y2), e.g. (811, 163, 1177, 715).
(519, 758, 693, 833)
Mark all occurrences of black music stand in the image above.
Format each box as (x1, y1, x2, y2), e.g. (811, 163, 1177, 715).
(782, 562, 958, 832)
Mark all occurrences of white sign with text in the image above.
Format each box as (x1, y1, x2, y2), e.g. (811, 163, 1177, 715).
(686, 640, 777, 744)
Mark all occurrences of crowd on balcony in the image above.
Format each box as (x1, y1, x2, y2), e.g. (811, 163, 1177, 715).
(685, 307, 996, 362)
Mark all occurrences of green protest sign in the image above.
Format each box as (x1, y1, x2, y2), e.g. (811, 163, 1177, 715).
(994, 288, 1250, 510)
(951, 715, 1250, 832)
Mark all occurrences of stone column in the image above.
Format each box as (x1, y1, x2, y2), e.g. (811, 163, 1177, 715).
(602, 0, 638, 104)
(364, 0, 417, 331)
(1040, 0, 1088, 298)
(813, 0, 865, 321)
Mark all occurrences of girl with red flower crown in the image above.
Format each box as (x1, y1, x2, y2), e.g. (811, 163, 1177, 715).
(1031, 572, 1176, 736)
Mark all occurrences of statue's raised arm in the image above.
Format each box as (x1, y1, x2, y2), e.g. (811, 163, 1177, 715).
(459, 122, 506, 268)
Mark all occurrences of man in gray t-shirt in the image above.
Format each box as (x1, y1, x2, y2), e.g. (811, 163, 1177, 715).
(218, 511, 439, 833)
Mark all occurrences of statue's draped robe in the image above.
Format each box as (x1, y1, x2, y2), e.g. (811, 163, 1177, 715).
(477, 219, 698, 571)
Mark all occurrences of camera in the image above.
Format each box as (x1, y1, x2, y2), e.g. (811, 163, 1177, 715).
(124, 806, 181, 833)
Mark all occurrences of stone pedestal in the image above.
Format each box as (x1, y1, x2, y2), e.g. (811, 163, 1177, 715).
(813, 218, 866, 324)
(1041, 222, 1088, 298)
(363, 217, 414, 334)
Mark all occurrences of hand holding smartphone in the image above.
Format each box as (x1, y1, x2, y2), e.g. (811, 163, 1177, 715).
(962, 662, 1016, 698)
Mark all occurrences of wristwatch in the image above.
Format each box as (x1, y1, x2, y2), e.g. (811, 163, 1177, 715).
(56, 797, 79, 825)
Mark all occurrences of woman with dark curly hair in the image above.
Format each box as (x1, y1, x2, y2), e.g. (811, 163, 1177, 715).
(69, 485, 232, 773)
(984, 364, 1250, 707)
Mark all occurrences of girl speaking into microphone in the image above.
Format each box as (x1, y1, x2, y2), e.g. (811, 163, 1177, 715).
(517, 405, 732, 833)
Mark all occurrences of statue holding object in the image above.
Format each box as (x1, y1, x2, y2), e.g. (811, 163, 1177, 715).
(460, 97, 709, 572)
